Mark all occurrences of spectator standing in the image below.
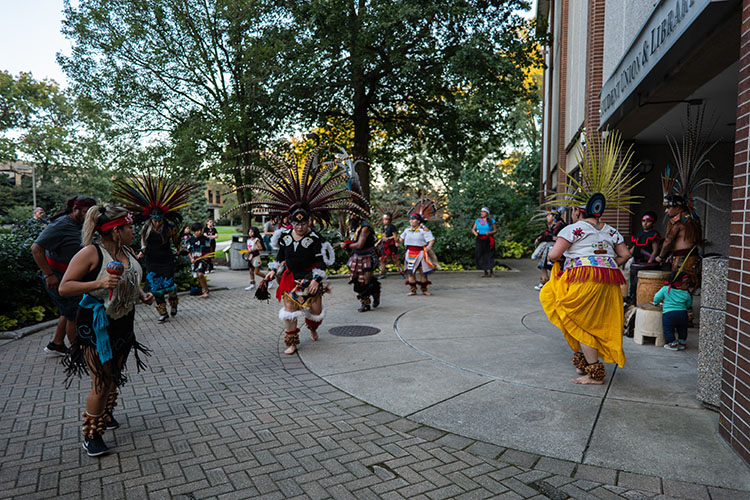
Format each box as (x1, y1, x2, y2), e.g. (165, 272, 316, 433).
(203, 218, 218, 272)
(30, 196, 96, 355)
(471, 207, 497, 278)
(262, 217, 277, 251)
(29, 207, 49, 225)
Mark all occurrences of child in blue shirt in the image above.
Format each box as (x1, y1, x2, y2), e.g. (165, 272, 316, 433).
(653, 272, 693, 351)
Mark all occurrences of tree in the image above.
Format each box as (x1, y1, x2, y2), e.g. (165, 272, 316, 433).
(0, 71, 116, 202)
(273, 0, 540, 198)
(59, 0, 285, 230)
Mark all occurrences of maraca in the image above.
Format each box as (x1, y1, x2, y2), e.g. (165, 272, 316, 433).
(106, 261, 124, 300)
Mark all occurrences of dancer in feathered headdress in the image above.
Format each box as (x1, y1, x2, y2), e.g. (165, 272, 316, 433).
(540, 130, 641, 385)
(112, 174, 199, 322)
(656, 105, 713, 288)
(226, 134, 368, 354)
(400, 198, 439, 296)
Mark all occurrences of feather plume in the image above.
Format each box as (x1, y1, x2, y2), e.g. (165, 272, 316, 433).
(223, 135, 370, 223)
(547, 129, 643, 212)
(112, 174, 200, 227)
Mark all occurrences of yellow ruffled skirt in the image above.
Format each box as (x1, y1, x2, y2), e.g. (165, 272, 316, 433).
(539, 262, 626, 367)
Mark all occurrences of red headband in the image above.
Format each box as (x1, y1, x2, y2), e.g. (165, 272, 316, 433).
(642, 215, 655, 222)
(73, 199, 96, 209)
(97, 214, 133, 232)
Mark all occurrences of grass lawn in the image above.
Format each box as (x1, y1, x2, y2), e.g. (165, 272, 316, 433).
(215, 225, 241, 243)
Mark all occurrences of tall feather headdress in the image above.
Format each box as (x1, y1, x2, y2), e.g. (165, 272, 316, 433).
(547, 129, 643, 215)
(112, 174, 200, 227)
(408, 198, 438, 221)
(662, 104, 722, 217)
(223, 134, 370, 223)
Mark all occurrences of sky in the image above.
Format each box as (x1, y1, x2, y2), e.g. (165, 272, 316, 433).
(0, 0, 74, 87)
(0, 0, 536, 89)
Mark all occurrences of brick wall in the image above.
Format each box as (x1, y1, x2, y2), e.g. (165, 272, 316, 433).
(720, 0, 750, 464)
(556, 0, 570, 191)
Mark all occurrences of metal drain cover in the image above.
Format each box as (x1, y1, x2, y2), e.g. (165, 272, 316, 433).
(328, 325, 381, 337)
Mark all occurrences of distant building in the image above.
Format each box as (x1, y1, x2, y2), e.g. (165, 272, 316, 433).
(0, 161, 35, 186)
(205, 181, 226, 221)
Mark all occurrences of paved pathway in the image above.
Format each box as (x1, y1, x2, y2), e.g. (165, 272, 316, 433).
(0, 264, 747, 499)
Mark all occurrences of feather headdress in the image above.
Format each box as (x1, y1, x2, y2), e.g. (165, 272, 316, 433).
(112, 174, 200, 227)
(408, 198, 438, 221)
(662, 104, 721, 217)
(223, 134, 370, 223)
(547, 129, 643, 215)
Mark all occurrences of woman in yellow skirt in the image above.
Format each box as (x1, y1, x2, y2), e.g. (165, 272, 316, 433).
(540, 193, 632, 384)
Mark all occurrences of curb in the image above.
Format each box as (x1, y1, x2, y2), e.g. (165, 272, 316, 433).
(0, 286, 230, 341)
(0, 319, 58, 340)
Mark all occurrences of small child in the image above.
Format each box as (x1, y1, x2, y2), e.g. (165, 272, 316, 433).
(245, 227, 267, 291)
(653, 272, 693, 351)
(187, 222, 210, 298)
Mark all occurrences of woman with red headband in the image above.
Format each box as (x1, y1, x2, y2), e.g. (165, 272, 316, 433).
(59, 205, 154, 457)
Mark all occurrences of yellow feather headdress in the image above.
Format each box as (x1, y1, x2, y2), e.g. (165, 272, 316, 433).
(547, 130, 643, 215)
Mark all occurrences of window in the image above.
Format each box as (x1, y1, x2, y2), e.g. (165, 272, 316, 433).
(215, 191, 221, 204)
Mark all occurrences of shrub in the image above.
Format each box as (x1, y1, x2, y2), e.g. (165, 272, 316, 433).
(0, 221, 56, 327)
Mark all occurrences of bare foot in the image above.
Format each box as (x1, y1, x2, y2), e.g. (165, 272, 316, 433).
(310, 330, 318, 341)
(284, 345, 297, 355)
(489, 273, 496, 278)
(407, 291, 416, 296)
(572, 375, 604, 385)
(575, 368, 585, 375)
(422, 291, 432, 296)
(200, 293, 209, 298)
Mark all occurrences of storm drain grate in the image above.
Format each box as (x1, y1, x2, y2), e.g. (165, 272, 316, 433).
(328, 325, 381, 337)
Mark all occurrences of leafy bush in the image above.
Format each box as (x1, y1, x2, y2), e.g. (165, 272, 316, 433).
(4, 205, 34, 224)
(498, 240, 525, 259)
(0, 221, 56, 328)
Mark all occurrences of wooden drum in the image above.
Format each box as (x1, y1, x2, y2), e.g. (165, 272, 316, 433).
(636, 270, 670, 305)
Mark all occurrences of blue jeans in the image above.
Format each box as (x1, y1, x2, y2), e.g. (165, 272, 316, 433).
(662, 310, 689, 344)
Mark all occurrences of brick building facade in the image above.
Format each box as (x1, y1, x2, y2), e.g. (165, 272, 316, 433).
(722, 0, 750, 463)
(539, 0, 750, 463)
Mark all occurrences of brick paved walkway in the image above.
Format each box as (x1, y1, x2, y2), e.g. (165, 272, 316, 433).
(0, 287, 746, 499)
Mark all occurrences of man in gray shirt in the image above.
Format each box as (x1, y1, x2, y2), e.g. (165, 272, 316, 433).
(31, 196, 96, 355)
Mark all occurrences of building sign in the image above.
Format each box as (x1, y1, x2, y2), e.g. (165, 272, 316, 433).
(599, 0, 717, 123)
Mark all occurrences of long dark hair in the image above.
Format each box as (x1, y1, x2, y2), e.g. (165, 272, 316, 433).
(249, 227, 265, 250)
(50, 196, 96, 222)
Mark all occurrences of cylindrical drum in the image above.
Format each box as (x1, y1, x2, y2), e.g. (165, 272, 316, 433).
(636, 270, 670, 304)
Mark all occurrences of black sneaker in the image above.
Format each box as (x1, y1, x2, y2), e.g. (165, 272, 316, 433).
(372, 294, 380, 308)
(105, 413, 120, 430)
(44, 342, 67, 356)
(82, 436, 109, 457)
(170, 307, 177, 317)
(157, 313, 169, 323)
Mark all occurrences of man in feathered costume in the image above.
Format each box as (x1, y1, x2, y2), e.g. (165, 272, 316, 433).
(226, 134, 368, 354)
(540, 130, 641, 384)
(656, 105, 716, 289)
(113, 175, 199, 323)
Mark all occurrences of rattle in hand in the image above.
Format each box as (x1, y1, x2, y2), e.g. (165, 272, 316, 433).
(106, 261, 124, 300)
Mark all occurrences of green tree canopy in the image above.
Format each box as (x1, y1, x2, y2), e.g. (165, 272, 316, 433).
(273, 0, 541, 197)
(59, 0, 286, 228)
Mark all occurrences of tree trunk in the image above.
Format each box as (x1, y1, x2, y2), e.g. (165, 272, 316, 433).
(350, 0, 370, 201)
(352, 98, 370, 201)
